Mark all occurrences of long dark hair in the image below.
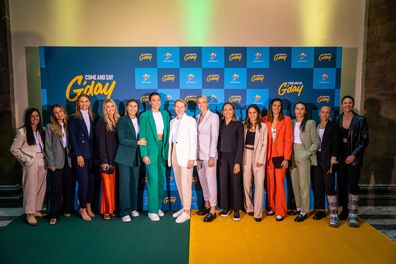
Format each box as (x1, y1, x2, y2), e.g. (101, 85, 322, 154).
(24, 108, 45, 146)
(294, 102, 309, 132)
(222, 102, 238, 121)
(244, 104, 262, 131)
(267, 98, 284, 122)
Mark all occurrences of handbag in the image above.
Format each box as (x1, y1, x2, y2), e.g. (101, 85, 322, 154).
(272, 156, 284, 169)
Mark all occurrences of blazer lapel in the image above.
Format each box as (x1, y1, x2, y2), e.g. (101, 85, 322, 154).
(322, 122, 330, 145)
(275, 119, 285, 144)
(148, 111, 159, 143)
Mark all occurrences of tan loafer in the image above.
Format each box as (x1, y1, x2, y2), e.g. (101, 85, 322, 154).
(26, 214, 37, 226)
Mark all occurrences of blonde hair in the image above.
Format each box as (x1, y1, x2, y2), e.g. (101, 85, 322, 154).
(102, 99, 120, 132)
(197, 95, 208, 104)
(174, 99, 187, 107)
(75, 94, 94, 120)
(50, 104, 68, 138)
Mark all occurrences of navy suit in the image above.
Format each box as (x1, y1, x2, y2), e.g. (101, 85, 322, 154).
(68, 113, 95, 208)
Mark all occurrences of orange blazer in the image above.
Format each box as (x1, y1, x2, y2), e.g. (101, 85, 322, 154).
(262, 115, 293, 162)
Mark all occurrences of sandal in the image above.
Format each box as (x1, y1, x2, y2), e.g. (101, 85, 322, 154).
(104, 214, 111, 221)
(49, 218, 57, 225)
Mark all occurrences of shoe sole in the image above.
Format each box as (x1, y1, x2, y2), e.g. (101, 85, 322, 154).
(220, 212, 231, 217)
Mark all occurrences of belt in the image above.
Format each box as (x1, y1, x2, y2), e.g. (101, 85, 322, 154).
(245, 146, 254, 150)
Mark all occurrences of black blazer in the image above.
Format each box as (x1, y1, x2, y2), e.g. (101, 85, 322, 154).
(95, 117, 118, 165)
(68, 113, 94, 159)
(218, 120, 244, 164)
(335, 112, 369, 165)
(317, 121, 339, 171)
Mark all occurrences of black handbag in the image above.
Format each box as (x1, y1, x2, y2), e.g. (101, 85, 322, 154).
(272, 156, 284, 169)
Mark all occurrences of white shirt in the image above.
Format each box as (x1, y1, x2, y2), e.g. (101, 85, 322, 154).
(271, 127, 276, 140)
(294, 122, 302, 144)
(81, 109, 91, 134)
(153, 111, 164, 134)
(34, 131, 43, 153)
(171, 118, 182, 143)
(131, 117, 139, 136)
(318, 127, 325, 151)
(60, 123, 67, 148)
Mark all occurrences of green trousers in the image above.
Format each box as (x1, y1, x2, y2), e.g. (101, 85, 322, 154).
(145, 148, 166, 214)
(118, 164, 140, 217)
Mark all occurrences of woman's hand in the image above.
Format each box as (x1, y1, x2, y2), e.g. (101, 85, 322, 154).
(187, 160, 195, 169)
(330, 156, 338, 165)
(208, 158, 215, 167)
(138, 138, 147, 146)
(143, 156, 151, 165)
(49, 166, 56, 172)
(101, 163, 110, 171)
(233, 163, 241, 174)
(256, 162, 263, 168)
(77, 156, 84, 167)
(281, 160, 289, 169)
(345, 155, 355, 164)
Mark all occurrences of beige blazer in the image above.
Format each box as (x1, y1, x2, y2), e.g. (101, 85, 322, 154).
(292, 119, 321, 166)
(10, 128, 42, 166)
(243, 122, 268, 171)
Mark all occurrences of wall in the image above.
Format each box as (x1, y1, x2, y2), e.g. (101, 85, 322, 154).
(9, 0, 367, 127)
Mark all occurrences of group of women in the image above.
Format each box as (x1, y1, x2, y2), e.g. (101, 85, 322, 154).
(10, 93, 369, 228)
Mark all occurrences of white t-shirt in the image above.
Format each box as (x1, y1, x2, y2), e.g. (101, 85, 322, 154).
(294, 121, 302, 144)
(61, 123, 67, 148)
(131, 117, 140, 136)
(152, 111, 164, 134)
(318, 127, 325, 151)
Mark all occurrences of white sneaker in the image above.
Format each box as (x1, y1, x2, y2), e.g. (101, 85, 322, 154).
(175, 212, 190, 224)
(121, 215, 131, 223)
(131, 210, 139, 217)
(148, 213, 160, 222)
(158, 210, 164, 217)
(172, 209, 184, 218)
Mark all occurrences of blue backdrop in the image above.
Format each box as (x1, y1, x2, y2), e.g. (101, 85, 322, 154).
(40, 46, 342, 211)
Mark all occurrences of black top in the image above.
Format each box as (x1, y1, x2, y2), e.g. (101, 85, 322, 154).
(218, 120, 244, 164)
(96, 117, 118, 165)
(245, 130, 255, 145)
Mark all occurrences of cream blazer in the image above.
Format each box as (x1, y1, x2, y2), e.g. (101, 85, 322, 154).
(243, 122, 268, 171)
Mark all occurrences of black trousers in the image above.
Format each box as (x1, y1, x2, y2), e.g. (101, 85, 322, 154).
(48, 156, 74, 218)
(74, 158, 95, 208)
(218, 152, 242, 211)
(337, 162, 361, 210)
(313, 152, 336, 210)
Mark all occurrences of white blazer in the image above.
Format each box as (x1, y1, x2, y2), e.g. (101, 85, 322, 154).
(168, 113, 197, 167)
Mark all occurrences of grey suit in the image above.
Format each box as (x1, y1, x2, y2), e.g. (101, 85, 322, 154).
(45, 123, 70, 169)
(290, 119, 321, 213)
(196, 110, 219, 207)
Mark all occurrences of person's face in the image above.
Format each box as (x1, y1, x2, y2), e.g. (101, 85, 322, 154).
(30, 111, 40, 126)
(149, 95, 161, 111)
(174, 101, 186, 117)
(78, 96, 90, 110)
(271, 101, 281, 115)
(342, 98, 354, 113)
(105, 102, 116, 116)
(222, 104, 234, 119)
(294, 103, 306, 120)
(197, 98, 208, 112)
(126, 101, 139, 116)
(53, 107, 65, 122)
(319, 106, 331, 122)
(248, 107, 258, 123)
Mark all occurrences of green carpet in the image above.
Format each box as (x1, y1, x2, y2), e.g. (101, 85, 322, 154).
(0, 213, 190, 264)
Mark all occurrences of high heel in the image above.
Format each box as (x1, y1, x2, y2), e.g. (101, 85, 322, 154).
(86, 203, 95, 218)
(79, 208, 92, 221)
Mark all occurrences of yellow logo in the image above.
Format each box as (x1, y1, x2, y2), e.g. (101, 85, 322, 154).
(274, 53, 287, 61)
(184, 53, 197, 61)
(140, 95, 149, 103)
(317, 95, 331, 103)
(163, 197, 177, 204)
(229, 96, 242, 103)
(139, 53, 153, 61)
(318, 53, 332, 61)
(206, 74, 220, 82)
(229, 53, 242, 61)
(162, 74, 175, 82)
(278, 81, 303, 96)
(66, 75, 116, 102)
(251, 74, 264, 82)
(185, 95, 197, 103)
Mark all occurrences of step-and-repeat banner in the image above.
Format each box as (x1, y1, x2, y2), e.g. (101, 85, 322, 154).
(40, 46, 342, 210)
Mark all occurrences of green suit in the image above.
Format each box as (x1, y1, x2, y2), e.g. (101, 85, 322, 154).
(139, 110, 170, 213)
(115, 116, 141, 217)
